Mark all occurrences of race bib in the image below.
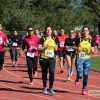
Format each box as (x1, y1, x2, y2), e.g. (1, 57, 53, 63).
(12, 42, 18, 46)
(0, 37, 3, 44)
(79, 52, 88, 59)
(45, 50, 53, 57)
(27, 52, 34, 57)
(67, 46, 74, 51)
(60, 41, 64, 47)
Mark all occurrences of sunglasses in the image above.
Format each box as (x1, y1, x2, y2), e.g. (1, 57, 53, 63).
(28, 30, 33, 32)
(70, 32, 74, 34)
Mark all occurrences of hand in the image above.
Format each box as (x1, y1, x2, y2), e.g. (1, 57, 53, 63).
(45, 44, 50, 49)
(33, 47, 37, 50)
(77, 47, 82, 52)
(54, 46, 58, 51)
(16, 39, 18, 41)
(24, 49, 27, 53)
(65, 45, 68, 50)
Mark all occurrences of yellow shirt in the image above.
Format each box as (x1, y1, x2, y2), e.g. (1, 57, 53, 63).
(77, 39, 91, 60)
(41, 37, 56, 59)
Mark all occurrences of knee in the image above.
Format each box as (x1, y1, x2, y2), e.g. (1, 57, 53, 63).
(60, 57, 63, 62)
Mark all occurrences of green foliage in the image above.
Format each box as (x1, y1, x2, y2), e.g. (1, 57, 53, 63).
(0, 0, 100, 33)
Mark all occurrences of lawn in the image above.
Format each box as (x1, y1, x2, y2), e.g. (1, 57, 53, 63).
(91, 56, 100, 72)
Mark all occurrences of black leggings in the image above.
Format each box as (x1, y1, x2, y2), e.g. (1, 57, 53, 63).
(0, 51, 6, 70)
(40, 58, 55, 88)
(26, 56, 38, 82)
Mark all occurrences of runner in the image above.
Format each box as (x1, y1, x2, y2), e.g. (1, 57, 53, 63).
(53, 30, 58, 68)
(22, 26, 40, 85)
(38, 26, 57, 95)
(94, 34, 100, 53)
(0, 24, 8, 76)
(56, 28, 69, 73)
(35, 29, 41, 38)
(10, 30, 22, 67)
(73, 26, 94, 95)
(22, 32, 28, 41)
(64, 30, 77, 81)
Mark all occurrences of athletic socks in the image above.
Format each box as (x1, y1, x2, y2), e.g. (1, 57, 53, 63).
(68, 66, 71, 76)
(70, 67, 74, 76)
(68, 67, 74, 76)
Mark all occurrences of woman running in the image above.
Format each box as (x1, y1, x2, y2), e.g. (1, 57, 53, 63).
(73, 26, 94, 95)
(23, 26, 40, 85)
(10, 30, 22, 67)
(0, 24, 8, 76)
(38, 26, 57, 95)
(64, 30, 77, 81)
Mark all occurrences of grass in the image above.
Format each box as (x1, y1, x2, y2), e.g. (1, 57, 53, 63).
(91, 56, 100, 72)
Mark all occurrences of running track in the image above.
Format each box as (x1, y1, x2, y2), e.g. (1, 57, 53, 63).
(0, 51, 100, 100)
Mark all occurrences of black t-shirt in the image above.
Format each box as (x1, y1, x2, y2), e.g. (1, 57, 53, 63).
(75, 38, 94, 47)
(64, 37, 77, 53)
(39, 37, 45, 46)
(11, 35, 22, 46)
(64, 37, 77, 46)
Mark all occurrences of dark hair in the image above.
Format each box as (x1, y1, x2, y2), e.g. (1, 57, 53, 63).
(45, 26, 51, 31)
(82, 26, 90, 32)
(27, 26, 33, 31)
(60, 27, 64, 30)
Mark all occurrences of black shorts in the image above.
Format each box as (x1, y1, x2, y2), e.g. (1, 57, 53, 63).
(66, 51, 76, 59)
(58, 50, 66, 59)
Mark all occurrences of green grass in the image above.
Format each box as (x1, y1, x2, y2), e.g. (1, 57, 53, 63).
(91, 56, 100, 72)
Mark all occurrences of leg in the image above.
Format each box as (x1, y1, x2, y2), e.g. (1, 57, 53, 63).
(66, 54, 72, 80)
(26, 56, 33, 84)
(40, 59, 48, 88)
(70, 52, 76, 81)
(15, 49, 20, 66)
(48, 58, 55, 88)
(0, 51, 6, 70)
(48, 58, 55, 95)
(32, 56, 38, 77)
(75, 59, 84, 85)
(58, 50, 64, 73)
(0, 51, 6, 76)
(83, 59, 91, 89)
(10, 48, 16, 66)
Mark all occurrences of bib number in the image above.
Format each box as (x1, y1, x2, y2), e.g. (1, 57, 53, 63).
(0, 37, 3, 44)
(67, 46, 74, 51)
(12, 42, 18, 46)
(27, 52, 34, 57)
(79, 52, 88, 59)
(60, 41, 64, 47)
(45, 50, 53, 57)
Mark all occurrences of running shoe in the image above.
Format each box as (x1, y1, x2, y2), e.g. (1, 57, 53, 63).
(49, 89, 55, 95)
(60, 68, 64, 73)
(70, 77, 74, 82)
(82, 89, 87, 95)
(75, 78, 79, 85)
(67, 76, 71, 81)
(43, 87, 47, 94)
(19, 53, 21, 57)
(28, 81, 33, 85)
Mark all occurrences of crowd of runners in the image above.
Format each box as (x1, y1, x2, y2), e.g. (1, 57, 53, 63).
(0, 23, 100, 95)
